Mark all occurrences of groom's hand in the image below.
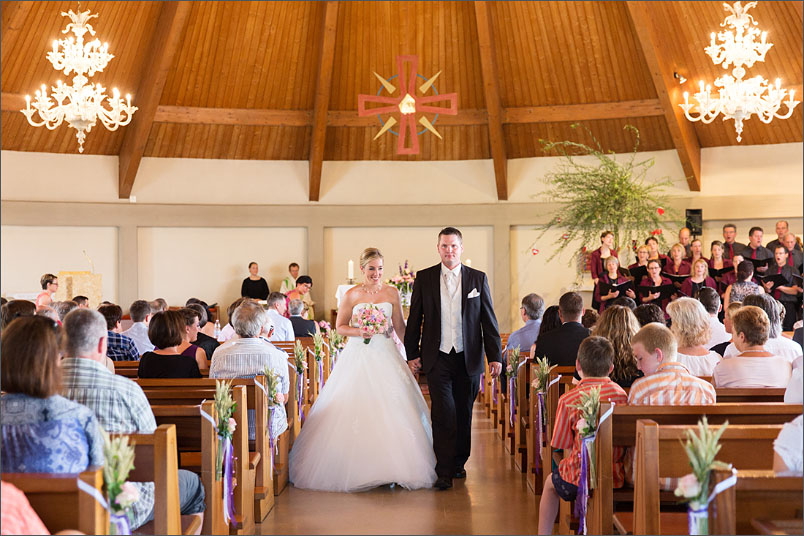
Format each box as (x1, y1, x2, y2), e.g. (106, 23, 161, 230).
(408, 358, 422, 374)
(488, 361, 502, 378)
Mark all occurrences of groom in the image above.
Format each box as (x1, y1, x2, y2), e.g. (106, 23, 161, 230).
(405, 227, 502, 490)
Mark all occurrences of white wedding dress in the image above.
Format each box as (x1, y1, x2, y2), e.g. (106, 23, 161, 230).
(289, 302, 437, 492)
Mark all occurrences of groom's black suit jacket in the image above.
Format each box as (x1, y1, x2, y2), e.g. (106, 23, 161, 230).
(404, 263, 502, 376)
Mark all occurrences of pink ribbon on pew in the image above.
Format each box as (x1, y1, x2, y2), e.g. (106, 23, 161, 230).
(76, 479, 131, 535)
(574, 402, 615, 535)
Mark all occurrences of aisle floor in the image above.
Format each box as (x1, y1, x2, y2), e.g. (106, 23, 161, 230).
(258, 404, 539, 534)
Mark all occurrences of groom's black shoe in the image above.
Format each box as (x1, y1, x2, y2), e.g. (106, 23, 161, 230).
(453, 468, 467, 479)
(433, 476, 453, 490)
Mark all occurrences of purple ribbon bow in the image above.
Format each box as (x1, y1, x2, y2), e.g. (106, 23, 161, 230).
(534, 391, 545, 475)
(268, 406, 276, 472)
(297, 373, 305, 422)
(221, 437, 237, 527)
(509, 377, 516, 427)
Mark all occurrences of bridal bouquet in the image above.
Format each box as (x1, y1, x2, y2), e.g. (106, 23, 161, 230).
(355, 304, 388, 344)
(101, 430, 139, 535)
(674, 417, 732, 535)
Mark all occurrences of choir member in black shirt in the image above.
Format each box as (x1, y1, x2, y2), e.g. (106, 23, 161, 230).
(742, 226, 773, 274)
(783, 233, 804, 271)
(721, 223, 746, 261)
(763, 245, 802, 331)
(241, 261, 270, 300)
(767, 220, 802, 253)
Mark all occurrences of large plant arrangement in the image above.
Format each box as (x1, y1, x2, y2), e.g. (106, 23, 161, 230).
(535, 124, 678, 267)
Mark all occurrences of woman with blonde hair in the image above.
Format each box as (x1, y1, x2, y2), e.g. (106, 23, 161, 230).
(591, 305, 643, 388)
(680, 258, 717, 297)
(628, 245, 650, 285)
(667, 297, 721, 376)
(664, 243, 691, 277)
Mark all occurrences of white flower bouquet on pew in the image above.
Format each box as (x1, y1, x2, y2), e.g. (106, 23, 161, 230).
(214, 380, 237, 480)
(292, 340, 308, 375)
(101, 430, 139, 535)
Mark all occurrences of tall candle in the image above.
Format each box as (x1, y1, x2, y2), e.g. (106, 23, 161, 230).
(465, 259, 472, 267)
(348, 259, 354, 280)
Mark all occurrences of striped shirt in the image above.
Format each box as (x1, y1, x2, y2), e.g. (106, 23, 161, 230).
(60, 357, 156, 529)
(106, 330, 140, 361)
(627, 362, 716, 405)
(552, 377, 628, 487)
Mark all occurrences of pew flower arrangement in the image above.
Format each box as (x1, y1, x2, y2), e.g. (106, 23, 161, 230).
(312, 331, 326, 388)
(505, 346, 523, 428)
(674, 417, 732, 535)
(292, 340, 308, 375)
(213, 380, 237, 479)
(572, 386, 601, 489)
(263, 366, 283, 471)
(101, 430, 139, 535)
(530, 357, 558, 455)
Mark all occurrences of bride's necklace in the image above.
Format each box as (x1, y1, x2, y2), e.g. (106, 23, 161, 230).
(362, 283, 382, 295)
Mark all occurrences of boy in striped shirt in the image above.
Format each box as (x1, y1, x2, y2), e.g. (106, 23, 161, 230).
(538, 336, 628, 535)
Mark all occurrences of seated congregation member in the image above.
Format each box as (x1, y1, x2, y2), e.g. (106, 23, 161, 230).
(35, 273, 58, 307)
(644, 236, 667, 262)
(35, 305, 60, 323)
(241, 261, 270, 300)
(763, 245, 802, 331)
(60, 308, 206, 529)
(785, 365, 802, 404)
(71, 295, 89, 308)
(532, 292, 589, 367)
(697, 287, 730, 348)
(724, 260, 764, 309)
(178, 308, 208, 371)
(210, 301, 290, 439)
(783, 232, 804, 271)
(150, 298, 168, 313)
(634, 304, 665, 327)
(667, 298, 721, 376)
(138, 311, 202, 379)
(286, 275, 315, 319)
(537, 336, 628, 536)
(639, 259, 673, 315)
(766, 220, 800, 254)
(51, 300, 78, 322)
(97, 303, 139, 361)
(589, 231, 617, 311)
(530, 305, 562, 355)
(219, 297, 249, 342)
(186, 303, 219, 361)
(713, 306, 792, 388)
(664, 243, 692, 277)
(1, 316, 104, 473)
(723, 293, 803, 364)
(279, 262, 300, 294)
(122, 299, 155, 355)
(591, 305, 643, 388)
(708, 240, 734, 296)
(629, 322, 715, 404)
(627, 245, 650, 285)
(593, 256, 635, 313)
(266, 292, 294, 342)
(507, 293, 544, 356)
(0, 299, 36, 329)
(680, 259, 716, 297)
(711, 302, 742, 357)
(686, 238, 707, 264)
(773, 414, 803, 474)
(289, 298, 319, 338)
(610, 296, 637, 310)
(718, 253, 743, 297)
(743, 226, 773, 274)
(721, 223, 745, 261)
(0, 480, 58, 536)
(581, 309, 599, 330)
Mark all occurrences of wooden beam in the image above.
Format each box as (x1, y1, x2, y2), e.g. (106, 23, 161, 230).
(328, 108, 488, 127)
(1, 91, 25, 112)
(474, 1, 508, 201)
(626, 1, 701, 192)
(1, 1, 32, 49)
(308, 1, 339, 202)
(118, 1, 191, 199)
(504, 99, 664, 123)
(154, 106, 311, 126)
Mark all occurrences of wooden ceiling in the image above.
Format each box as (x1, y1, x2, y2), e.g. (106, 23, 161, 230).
(1, 1, 802, 200)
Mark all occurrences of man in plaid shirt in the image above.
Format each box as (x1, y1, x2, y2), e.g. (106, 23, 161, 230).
(537, 336, 627, 535)
(61, 308, 205, 530)
(97, 303, 140, 361)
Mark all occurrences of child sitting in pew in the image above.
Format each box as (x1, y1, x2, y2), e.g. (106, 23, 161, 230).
(537, 336, 628, 535)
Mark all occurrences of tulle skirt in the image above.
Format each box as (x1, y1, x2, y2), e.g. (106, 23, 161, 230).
(289, 334, 437, 492)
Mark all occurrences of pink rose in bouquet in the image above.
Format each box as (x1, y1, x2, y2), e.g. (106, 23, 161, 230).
(356, 304, 389, 345)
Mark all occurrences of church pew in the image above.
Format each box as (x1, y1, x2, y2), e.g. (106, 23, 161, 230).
(110, 424, 202, 535)
(148, 401, 227, 535)
(715, 388, 786, 403)
(137, 380, 272, 523)
(1, 469, 108, 535)
(114, 360, 140, 378)
(712, 468, 803, 535)
(586, 402, 804, 536)
(507, 352, 531, 470)
(150, 393, 252, 535)
(622, 420, 786, 535)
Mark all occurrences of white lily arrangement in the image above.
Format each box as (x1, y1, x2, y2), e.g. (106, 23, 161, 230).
(674, 417, 731, 509)
(101, 430, 139, 532)
(531, 356, 558, 393)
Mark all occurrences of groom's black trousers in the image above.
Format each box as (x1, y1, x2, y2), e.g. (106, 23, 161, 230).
(427, 350, 481, 478)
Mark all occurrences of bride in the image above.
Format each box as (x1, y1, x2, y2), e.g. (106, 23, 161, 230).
(289, 248, 437, 492)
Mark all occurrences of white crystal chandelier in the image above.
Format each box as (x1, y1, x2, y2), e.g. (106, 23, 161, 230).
(21, 8, 137, 153)
(680, 1, 799, 142)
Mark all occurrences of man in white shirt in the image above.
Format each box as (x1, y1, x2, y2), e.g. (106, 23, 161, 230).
(122, 300, 155, 355)
(697, 288, 731, 348)
(266, 292, 294, 342)
(723, 294, 803, 363)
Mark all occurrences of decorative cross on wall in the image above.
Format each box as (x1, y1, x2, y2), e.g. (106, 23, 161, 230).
(358, 55, 458, 155)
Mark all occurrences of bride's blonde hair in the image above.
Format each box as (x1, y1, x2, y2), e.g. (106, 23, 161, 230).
(360, 248, 384, 270)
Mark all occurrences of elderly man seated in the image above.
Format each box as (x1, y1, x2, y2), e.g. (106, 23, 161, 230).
(289, 298, 320, 338)
(266, 292, 294, 342)
(507, 293, 544, 358)
(210, 300, 290, 440)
